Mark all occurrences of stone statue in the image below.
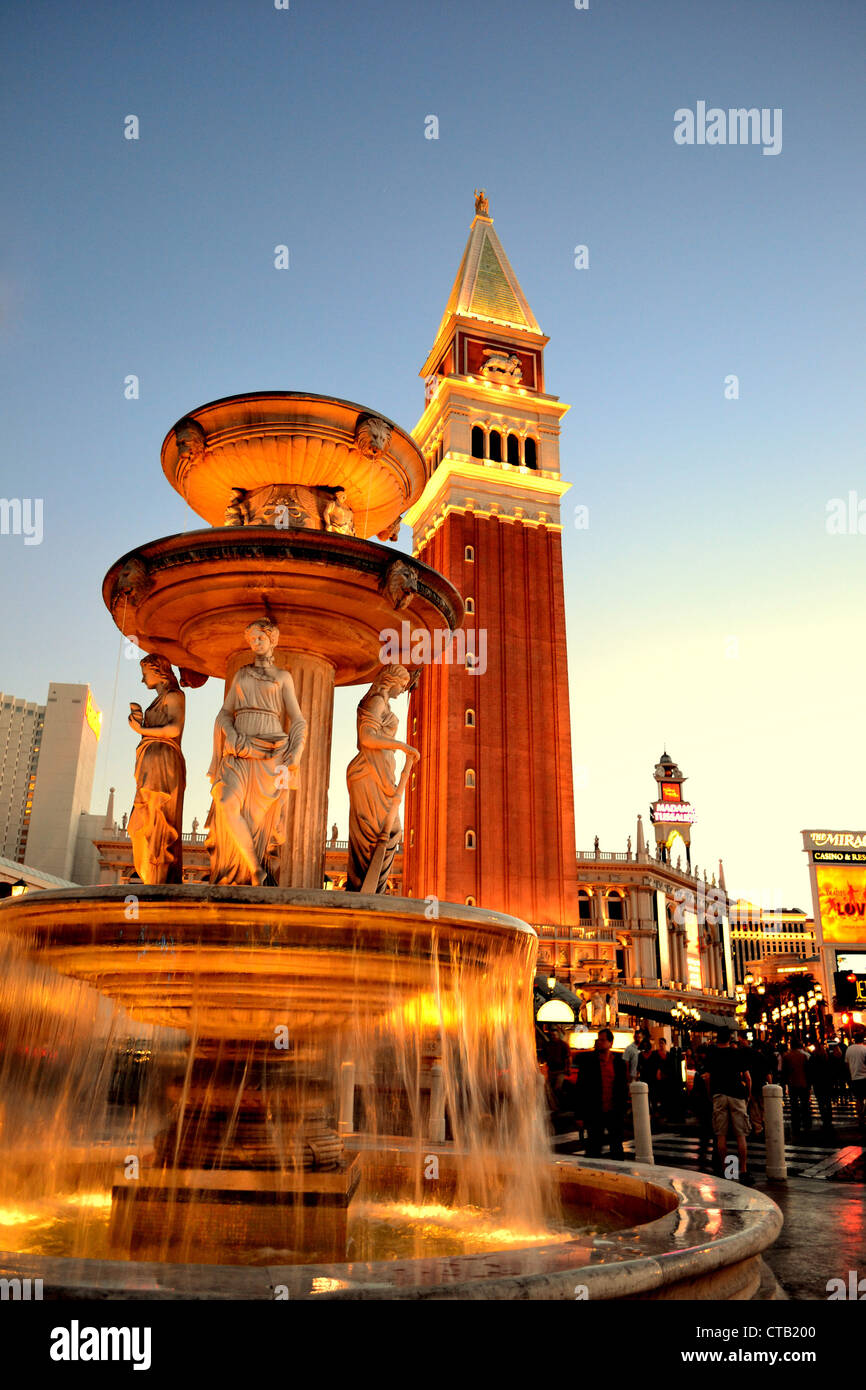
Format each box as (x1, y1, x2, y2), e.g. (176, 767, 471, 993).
(376, 516, 402, 543)
(321, 487, 355, 535)
(224, 483, 355, 534)
(474, 189, 489, 216)
(329, 822, 338, 848)
(380, 558, 418, 610)
(480, 349, 522, 382)
(110, 555, 153, 616)
(206, 619, 307, 886)
(174, 417, 207, 485)
(354, 414, 392, 461)
(127, 654, 186, 884)
(346, 665, 418, 893)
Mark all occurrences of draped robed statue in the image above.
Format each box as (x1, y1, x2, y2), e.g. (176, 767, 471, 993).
(346, 664, 418, 894)
(127, 654, 186, 884)
(206, 619, 307, 886)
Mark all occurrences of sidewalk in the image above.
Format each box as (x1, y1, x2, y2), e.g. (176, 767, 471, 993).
(752, 1175, 866, 1300)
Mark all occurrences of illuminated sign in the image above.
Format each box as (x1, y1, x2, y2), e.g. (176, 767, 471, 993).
(661, 783, 682, 803)
(815, 864, 866, 943)
(651, 801, 696, 825)
(809, 832, 866, 851)
(85, 691, 102, 741)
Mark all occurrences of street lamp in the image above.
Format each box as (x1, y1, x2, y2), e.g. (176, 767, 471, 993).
(10, 878, 28, 897)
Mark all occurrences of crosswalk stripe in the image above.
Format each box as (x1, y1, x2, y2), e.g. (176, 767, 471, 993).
(620, 1135, 863, 1178)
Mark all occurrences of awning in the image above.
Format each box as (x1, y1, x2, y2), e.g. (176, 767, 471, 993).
(616, 989, 735, 1031)
(533, 980, 584, 1019)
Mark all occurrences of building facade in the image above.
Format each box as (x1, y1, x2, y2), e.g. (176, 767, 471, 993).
(0, 691, 44, 862)
(728, 902, 817, 987)
(23, 683, 102, 880)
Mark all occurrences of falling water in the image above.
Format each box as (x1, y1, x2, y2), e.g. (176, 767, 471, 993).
(0, 888, 626, 1274)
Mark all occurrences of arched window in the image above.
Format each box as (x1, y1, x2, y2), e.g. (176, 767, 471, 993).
(465, 544, 475, 562)
(465, 708, 476, 727)
(471, 425, 485, 459)
(488, 430, 502, 463)
(465, 896, 476, 907)
(465, 596, 475, 614)
(507, 432, 520, 466)
(465, 829, 476, 850)
(465, 768, 476, 788)
(607, 892, 625, 922)
(524, 437, 537, 469)
(578, 891, 592, 922)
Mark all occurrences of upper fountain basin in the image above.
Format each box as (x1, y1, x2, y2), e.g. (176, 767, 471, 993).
(161, 393, 429, 540)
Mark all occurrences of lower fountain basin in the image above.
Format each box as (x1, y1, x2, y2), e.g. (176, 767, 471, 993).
(0, 1156, 782, 1300)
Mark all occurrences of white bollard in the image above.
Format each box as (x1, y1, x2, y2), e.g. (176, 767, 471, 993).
(762, 1084, 787, 1180)
(428, 1060, 446, 1143)
(338, 1060, 355, 1135)
(630, 1081, 654, 1164)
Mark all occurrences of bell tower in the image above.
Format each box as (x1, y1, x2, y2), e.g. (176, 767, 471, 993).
(403, 192, 579, 928)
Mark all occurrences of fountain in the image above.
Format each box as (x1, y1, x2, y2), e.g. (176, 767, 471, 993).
(0, 391, 782, 1299)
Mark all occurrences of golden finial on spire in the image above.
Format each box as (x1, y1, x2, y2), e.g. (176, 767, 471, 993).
(474, 188, 489, 217)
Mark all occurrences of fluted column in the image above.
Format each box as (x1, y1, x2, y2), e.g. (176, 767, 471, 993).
(280, 652, 335, 889)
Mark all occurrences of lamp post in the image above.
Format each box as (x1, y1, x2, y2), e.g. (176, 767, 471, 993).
(10, 878, 28, 897)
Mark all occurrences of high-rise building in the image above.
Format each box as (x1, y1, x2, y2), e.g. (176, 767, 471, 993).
(403, 194, 579, 928)
(23, 683, 102, 880)
(0, 692, 45, 861)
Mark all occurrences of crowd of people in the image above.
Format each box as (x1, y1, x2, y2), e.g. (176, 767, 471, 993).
(542, 1022, 866, 1180)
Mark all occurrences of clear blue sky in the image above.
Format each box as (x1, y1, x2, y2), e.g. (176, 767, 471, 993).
(1, 0, 863, 908)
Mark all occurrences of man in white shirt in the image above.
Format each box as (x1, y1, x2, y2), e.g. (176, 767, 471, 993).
(845, 1029, 866, 1130)
(622, 1029, 644, 1083)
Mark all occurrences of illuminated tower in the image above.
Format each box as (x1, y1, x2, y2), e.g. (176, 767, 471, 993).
(649, 751, 695, 867)
(403, 193, 579, 927)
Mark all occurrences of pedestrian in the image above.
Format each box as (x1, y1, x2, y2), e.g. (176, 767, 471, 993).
(702, 1027, 753, 1183)
(844, 1028, 866, 1131)
(622, 1028, 644, 1083)
(578, 1028, 628, 1160)
(809, 1044, 836, 1133)
(782, 1035, 813, 1137)
(738, 1032, 770, 1136)
(689, 1045, 714, 1168)
(543, 1027, 571, 1101)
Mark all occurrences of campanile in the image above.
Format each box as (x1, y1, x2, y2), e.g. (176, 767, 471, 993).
(403, 193, 579, 927)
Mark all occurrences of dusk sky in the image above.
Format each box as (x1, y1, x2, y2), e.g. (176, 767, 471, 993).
(1, 0, 863, 909)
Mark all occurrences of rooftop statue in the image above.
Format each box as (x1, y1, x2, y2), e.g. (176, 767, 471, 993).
(127, 654, 186, 884)
(206, 619, 307, 885)
(346, 664, 418, 893)
(474, 188, 489, 216)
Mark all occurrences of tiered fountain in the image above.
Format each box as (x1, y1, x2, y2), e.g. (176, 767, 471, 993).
(0, 391, 782, 1299)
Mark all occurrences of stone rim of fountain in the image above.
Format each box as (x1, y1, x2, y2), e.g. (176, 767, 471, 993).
(0, 1160, 783, 1301)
